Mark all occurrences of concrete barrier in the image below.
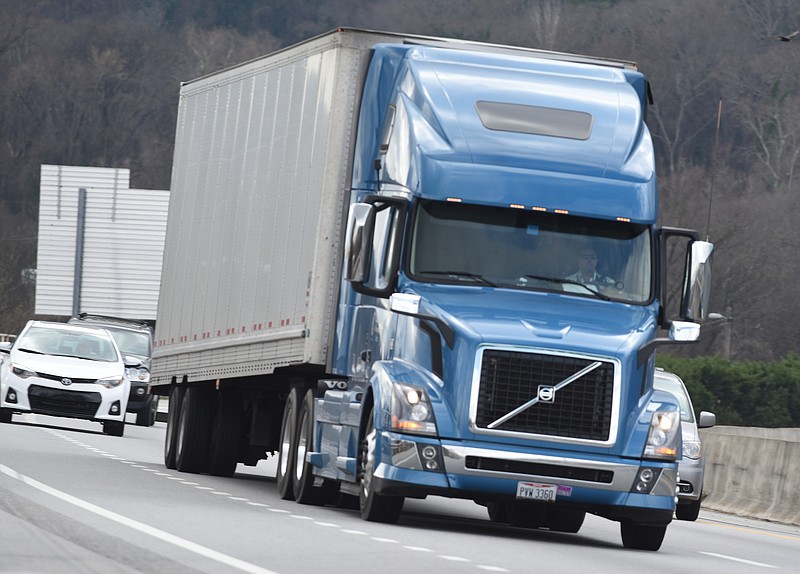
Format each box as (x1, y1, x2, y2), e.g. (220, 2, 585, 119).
(701, 426, 800, 525)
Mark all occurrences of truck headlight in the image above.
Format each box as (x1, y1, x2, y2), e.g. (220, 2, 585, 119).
(643, 409, 681, 460)
(390, 383, 437, 436)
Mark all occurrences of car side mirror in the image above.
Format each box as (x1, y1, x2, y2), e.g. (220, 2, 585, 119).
(697, 411, 716, 429)
(123, 356, 143, 368)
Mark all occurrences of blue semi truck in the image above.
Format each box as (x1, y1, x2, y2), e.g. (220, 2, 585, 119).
(151, 29, 713, 551)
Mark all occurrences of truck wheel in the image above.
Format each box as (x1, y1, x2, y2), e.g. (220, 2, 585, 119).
(620, 521, 667, 551)
(103, 421, 125, 437)
(276, 386, 300, 500)
(546, 508, 585, 533)
(293, 389, 323, 504)
(487, 502, 510, 523)
(675, 499, 701, 521)
(176, 387, 213, 474)
(358, 406, 404, 523)
(507, 504, 546, 528)
(164, 386, 185, 469)
(208, 391, 243, 477)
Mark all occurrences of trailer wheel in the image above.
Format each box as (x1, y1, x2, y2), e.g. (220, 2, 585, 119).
(164, 386, 185, 469)
(276, 386, 300, 500)
(176, 387, 213, 474)
(208, 391, 243, 477)
(620, 521, 667, 551)
(358, 406, 404, 523)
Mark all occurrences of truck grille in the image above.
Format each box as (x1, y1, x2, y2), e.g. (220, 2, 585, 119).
(475, 349, 615, 441)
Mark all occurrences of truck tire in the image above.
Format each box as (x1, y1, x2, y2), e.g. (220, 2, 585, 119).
(546, 508, 585, 533)
(176, 387, 213, 474)
(208, 391, 243, 477)
(359, 405, 404, 523)
(620, 521, 667, 551)
(293, 389, 326, 505)
(164, 386, 185, 469)
(276, 386, 300, 500)
(675, 499, 701, 521)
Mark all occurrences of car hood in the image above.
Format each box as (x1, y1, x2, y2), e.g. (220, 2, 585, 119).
(11, 349, 124, 379)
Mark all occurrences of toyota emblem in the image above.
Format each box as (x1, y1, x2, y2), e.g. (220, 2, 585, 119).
(61, 378, 73, 386)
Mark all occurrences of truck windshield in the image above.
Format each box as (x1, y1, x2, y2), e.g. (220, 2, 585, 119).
(408, 200, 653, 304)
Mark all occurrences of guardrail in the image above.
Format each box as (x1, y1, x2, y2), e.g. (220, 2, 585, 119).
(701, 426, 800, 525)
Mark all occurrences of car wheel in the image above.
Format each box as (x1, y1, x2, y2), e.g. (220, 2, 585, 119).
(676, 499, 701, 521)
(103, 420, 125, 437)
(0, 408, 12, 423)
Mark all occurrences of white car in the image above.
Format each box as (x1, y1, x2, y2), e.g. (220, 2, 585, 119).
(0, 321, 133, 436)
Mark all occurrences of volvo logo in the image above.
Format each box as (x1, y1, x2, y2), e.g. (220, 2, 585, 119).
(61, 378, 73, 386)
(537, 385, 555, 403)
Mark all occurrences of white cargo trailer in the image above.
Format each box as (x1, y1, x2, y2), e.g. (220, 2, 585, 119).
(153, 31, 390, 385)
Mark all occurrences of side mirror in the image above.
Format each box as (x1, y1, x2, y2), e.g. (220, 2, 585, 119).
(681, 240, 714, 321)
(0, 341, 11, 354)
(698, 411, 716, 429)
(343, 202, 375, 283)
(123, 355, 143, 368)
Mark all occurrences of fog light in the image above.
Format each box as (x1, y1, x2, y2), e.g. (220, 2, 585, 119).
(109, 401, 121, 415)
(425, 459, 439, 470)
(631, 467, 662, 494)
(6, 388, 17, 403)
(421, 445, 437, 460)
(135, 387, 146, 396)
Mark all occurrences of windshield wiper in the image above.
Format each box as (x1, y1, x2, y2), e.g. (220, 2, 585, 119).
(18, 348, 45, 355)
(419, 270, 498, 287)
(521, 274, 612, 301)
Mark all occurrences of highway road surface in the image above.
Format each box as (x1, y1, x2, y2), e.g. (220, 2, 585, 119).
(1, 413, 798, 573)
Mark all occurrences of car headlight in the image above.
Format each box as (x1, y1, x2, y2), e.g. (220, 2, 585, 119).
(683, 439, 702, 460)
(96, 376, 125, 389)
(126, 367, 150, 382)
(643, 409, 681, 460)
(11, 363, 37, 379)
(390, 383, 437, 436)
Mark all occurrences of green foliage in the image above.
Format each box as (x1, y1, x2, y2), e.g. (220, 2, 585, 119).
(656, 354, 800, 428)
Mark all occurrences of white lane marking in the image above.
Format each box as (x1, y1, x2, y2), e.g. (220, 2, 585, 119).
(700, 552, 778, 568)
(404, 546, 434, 553)
(476, 566, 511, 572)
(440, 555, 470, 562)
(0, 463, 279, 574)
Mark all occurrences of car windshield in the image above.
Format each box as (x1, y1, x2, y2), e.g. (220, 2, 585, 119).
(104, 327, 151, 357)
(653, 374, 695, 422)
(18, 326, 119, 362)
(408, 200, 653, 304)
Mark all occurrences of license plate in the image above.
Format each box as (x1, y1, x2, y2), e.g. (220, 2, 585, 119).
(516, 481, 558, 502)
